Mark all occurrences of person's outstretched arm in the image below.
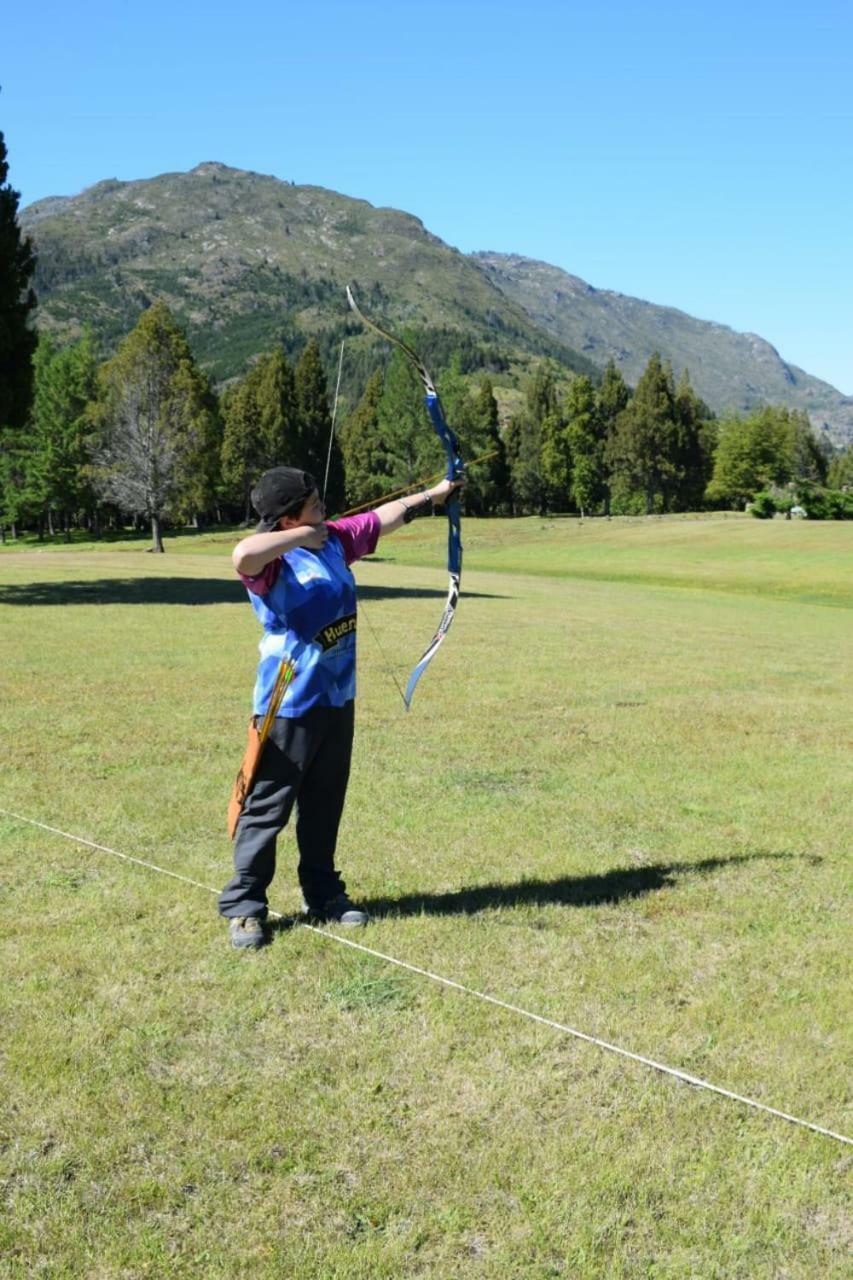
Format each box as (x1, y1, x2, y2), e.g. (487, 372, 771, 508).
(373, 477, 463, 538)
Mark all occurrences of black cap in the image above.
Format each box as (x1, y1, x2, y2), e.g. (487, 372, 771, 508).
(251, 467, 317, 532)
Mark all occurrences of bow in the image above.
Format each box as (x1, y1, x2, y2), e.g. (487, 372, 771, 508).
(346, 285, 464, 710)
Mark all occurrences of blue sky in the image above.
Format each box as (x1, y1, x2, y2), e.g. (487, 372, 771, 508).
(3, 0, 852, 392)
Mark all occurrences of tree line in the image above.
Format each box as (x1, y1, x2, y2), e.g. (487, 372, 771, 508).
(4, 303, 851, 549)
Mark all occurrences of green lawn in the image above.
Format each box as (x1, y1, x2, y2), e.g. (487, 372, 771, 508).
(0, 515, 850, 1277)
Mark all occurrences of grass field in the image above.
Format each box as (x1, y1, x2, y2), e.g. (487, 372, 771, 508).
(1, 514, 851, 1278)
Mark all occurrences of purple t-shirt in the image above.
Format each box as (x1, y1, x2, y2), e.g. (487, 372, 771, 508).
(238, 512, 380, 715)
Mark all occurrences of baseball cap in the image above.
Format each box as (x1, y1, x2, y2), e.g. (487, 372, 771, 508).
(251, 467, 317, 532)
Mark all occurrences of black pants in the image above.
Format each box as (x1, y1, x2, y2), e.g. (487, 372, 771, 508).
(219, 702, 355, 919)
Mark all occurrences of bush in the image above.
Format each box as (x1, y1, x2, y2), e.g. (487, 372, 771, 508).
(798, 488, 853, 520)
(749, 491, 777, 519)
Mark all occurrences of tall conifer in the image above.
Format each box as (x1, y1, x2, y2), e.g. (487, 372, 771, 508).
(340, 368, 386, 507)
(0, 130, 36, 432)
(606, 352, 678, 513)
(564, 375, 604, 517)
(221, 348, 300, 520)
(596, 359, 629, 515)
(0, 129, 38, 538)
(29, 332, 98, 538)
(377, 347, 431, 489)
(295, 338, 344, 509)
(470, 377, 510, 514)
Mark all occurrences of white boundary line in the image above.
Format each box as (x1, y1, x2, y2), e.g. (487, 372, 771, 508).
(2, 806, 850, 1148)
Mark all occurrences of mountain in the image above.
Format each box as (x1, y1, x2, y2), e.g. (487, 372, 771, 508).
(474, 252, 853, 447)
(19, 162, 595, 387)
(19, 163, 853, 446)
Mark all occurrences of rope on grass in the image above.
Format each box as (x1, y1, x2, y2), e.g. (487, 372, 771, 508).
(3, 806, 850, 1149)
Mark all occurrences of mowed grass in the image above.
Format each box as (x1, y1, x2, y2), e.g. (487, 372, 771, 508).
(0, 515, 851, 1278)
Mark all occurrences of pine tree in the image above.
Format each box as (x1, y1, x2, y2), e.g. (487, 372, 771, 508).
(221, 348, 300, 521)
(377, 346, 433, 489)
(0, 130, 36, 433)
(469, 377, 510, 514)
(606, 353, 678, 513)
(526, 363, 559, 428)
(827, 446, 853, 491)
(295, 338, 344, 509)
(672, 369, 715, 511)
(504, 414, 543, 515)
(220, 373, 265, 522)
(257, 347, 300, 465)
(29, 332, 98, 539)
(89, 301, 213, 551)
(433, 356, 511, 515)
(539, 408, 571, 510)
(564, 376, 604, 517)
(170, 361, 221, 526)
(789, 410, 827, 487)
(0, 129, 38, 539)
(339, 368, 386, 507)
(509, 363, 560, 514)
(596, 360, 630, 516)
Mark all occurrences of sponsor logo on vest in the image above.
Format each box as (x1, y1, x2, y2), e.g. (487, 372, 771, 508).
(315, 612, 357, 651)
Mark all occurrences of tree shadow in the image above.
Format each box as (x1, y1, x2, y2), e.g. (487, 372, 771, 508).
(0, 578, 504, 607)
(360, 851, 815, 919)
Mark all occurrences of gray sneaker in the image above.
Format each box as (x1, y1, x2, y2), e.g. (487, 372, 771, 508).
(302, 893, 369, 927)
(228, 916, 267, 949)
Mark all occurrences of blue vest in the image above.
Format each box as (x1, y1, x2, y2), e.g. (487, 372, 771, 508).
(248, 533, 358, 716)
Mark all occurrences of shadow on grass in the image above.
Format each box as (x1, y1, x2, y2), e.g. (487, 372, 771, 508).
(361, 852, 814, 919)
(0, 579, 504, 607)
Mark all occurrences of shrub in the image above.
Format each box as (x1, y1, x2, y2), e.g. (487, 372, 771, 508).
(749, 491, 777, 519)
(798, 488, 853, 520)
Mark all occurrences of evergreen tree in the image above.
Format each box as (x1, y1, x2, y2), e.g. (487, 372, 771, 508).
(526, 362, 559, 427)
(220, 372, 265, 522)
(170, 362, 221, 526)
(827, 445, 853, 491)
(89, 301, 213, 551)
(606, 352, 679, 513)
(221, 348, 300, 521)
(672, 369, 716, 510)
(564, 375, 604, 516)
(789, 410, 827, 487)
(539, 408, 571, 510)
(596, 359, 630, 515)
(0, 130, 36, 433)
(339, 368, 386, 508)
(507, 363, 560, 514)
(376, 345, 434, 489)
(434, 357, 511, 515)
(257, 347, 300, 465)
(469, 376, 510, 514)
(29, 332, 98, 539)
(295, 338, 344, 510)
(0, 128, 38, 539)
(504, 414, 543, 515)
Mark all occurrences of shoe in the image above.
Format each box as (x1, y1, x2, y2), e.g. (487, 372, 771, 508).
(302, 892, 369, 927)
(228, 916, 267, 949)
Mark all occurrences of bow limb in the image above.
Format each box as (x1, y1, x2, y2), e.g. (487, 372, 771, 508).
(346, 285, 464, 710)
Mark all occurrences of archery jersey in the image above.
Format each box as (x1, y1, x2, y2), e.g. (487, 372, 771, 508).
(238, 512, 380, 717)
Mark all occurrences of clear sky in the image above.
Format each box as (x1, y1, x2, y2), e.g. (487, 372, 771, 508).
(3, 0, 852, 392)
